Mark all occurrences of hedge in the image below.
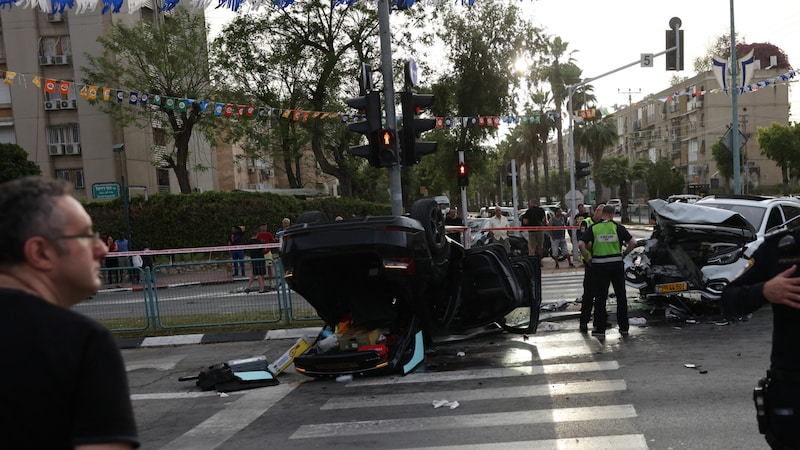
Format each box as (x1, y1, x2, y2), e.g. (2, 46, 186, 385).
(83, 191, 392, 250)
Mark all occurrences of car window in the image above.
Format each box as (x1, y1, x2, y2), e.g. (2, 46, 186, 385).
(702, 203, 767, 231)
(782, 204, 800, 221)
(766, 206, 784, 232)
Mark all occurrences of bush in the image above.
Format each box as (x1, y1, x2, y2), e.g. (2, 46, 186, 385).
(84, 191, 391, 250)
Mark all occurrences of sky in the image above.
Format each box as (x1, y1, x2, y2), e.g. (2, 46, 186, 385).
(206, 0, 800, 121)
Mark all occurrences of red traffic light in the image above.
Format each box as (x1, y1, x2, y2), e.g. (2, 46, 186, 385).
(457, 162, 468, 187)
(380, 130, 394, 148)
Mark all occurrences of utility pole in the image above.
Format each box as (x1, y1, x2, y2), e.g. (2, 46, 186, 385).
(619, 88, 640, 200)
(377, 0, 403, 215)
(730, 0, 741, 194)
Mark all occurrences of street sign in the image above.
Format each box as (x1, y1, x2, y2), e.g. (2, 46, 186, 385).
(641, 53, 654, 68)
(722, 127, 748, 151)
(92, 182, 120, 199)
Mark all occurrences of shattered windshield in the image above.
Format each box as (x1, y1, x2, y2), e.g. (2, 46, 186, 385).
(700, 203, 766, 231)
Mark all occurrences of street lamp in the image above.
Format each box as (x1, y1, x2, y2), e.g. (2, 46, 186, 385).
(112, 144, 131, 241)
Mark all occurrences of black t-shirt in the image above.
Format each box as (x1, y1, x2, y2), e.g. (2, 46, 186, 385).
(522, 207, 546, 228)
(247, 237, 266, 259)
(0, 289, 139, 449)
(721, 228, 800, 371)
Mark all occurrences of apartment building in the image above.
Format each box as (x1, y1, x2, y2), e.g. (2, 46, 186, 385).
(0, 7, 218, 199)
(612, 67, 790, 200)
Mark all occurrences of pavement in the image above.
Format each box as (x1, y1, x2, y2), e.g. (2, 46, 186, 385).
(113, 222, 653, 349)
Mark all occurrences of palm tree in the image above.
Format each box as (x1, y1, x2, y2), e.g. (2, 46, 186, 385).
(537, 36, 584, 198)
(574, 114, 618, 199)
(597, 156, 633, 222)
(529, 89, 553, 201)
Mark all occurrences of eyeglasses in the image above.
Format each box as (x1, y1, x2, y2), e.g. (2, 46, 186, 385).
(56, 231, 101, 242)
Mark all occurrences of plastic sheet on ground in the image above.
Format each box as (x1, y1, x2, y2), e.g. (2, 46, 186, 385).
(432, 400, 460, 409)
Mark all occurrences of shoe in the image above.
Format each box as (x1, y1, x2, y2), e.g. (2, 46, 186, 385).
(569, 263, 576, 268)
(591, 329, 605, 337)
(257, 290, 266, 293)
(579, 323, 588, 332)
(620, 329, 629, 337)
(243, 287, 252, 293)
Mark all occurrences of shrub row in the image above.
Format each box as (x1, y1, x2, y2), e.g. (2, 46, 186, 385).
(84, 191, 392, 250)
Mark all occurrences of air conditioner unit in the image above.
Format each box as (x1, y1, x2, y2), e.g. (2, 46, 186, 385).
(48, 144, 64, 155)
(52, 55, 67, 65)
(44, 100, 60, 111)
(64, 143, 81, 155)
(60, 100, 75, 110)
(248, 168, 256, 173)
(696, 100, 703, 108)
(39, 55, 53, 65)
(46, 12, 63, 22)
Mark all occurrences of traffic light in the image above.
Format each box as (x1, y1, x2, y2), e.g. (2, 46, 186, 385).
(575, 161, 590, 179)
(346, 91, 384, 167)
(400, 91, 438, 166)
(665, 19, 684, 71)
(457, 162, 468, 187)
(376, 129, 397, 167)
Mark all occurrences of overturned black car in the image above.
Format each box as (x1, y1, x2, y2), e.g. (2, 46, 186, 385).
(280, 199, 542, 378)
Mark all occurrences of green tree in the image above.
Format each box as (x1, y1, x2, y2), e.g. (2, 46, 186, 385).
(633, 157, 683, 199)
(430, 0, 543, 207)
(82, 9, 215, 194)
(596, 156, 632, 222)
(573, 113, 618, 198)
(711, 139, 740, 191)
(0, 143, 41, 183)
(757, 122, 800, 195)
(210, 2, 385, 199)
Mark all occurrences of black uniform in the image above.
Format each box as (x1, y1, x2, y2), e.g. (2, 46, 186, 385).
(721, 227, 800, 449)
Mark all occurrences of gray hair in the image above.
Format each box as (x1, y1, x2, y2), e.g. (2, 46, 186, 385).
(0, 177, 71, 265)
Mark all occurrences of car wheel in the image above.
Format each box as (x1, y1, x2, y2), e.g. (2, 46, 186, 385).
(296, 211, 328, 224)
(411, 198, 448, 261)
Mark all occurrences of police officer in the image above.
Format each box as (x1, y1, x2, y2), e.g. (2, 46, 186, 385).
(578, 205, 636, 337)
(578, 204, 604, 332)
(721, 226, 800, 449)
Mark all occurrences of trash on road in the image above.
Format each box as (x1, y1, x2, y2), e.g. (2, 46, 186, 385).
(456, 351, 466, 357)
(432, 400, 460, 409)
(540, 299, 571, 311)
(336, 375, 353, 383)
(268, 337, 312, 375)
(629, 317, 647, 326)
(539, 322, 565, 331)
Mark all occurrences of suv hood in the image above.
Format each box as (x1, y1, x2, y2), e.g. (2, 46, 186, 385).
(649, 198, 756, 240)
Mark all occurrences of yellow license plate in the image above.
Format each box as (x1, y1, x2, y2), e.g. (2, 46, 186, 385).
(656, 281, 688, 293)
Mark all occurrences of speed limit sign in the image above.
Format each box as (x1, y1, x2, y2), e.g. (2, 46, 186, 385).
(641, 53, 654, 68)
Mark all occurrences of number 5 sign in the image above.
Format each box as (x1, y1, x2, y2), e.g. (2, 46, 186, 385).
(641, 53, 654, 68)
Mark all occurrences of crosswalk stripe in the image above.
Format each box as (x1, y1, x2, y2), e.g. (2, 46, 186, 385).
(289, 404, 638, 439)
(320, 379, 627, 410)
(347, 360, 619, 387)
(395, 434, 648, 449)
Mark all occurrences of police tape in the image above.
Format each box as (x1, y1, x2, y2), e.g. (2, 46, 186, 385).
(446, 225, 579, 232)
(112, 242, 281, 258)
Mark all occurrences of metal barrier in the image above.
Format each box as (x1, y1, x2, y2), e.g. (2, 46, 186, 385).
(76, 246, 321, 333)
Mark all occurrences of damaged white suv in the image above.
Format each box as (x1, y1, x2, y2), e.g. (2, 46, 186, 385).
(625, 195, 800, 306)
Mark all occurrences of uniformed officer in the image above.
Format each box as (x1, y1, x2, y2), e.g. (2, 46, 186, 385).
(578, 204, 604, 332)
(578, 205, 636, 337)
(721, 226, 800, 449)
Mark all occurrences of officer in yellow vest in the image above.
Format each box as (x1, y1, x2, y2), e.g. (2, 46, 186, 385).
(578, 204, 604, 332)
(578, 205, 636, 337)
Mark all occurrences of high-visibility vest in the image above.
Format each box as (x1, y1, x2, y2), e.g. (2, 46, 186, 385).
(589, 220, 623, 264)
(579, 217, 594, 262)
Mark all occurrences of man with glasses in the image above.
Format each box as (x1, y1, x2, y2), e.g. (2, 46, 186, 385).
(0, 177, 139, 449)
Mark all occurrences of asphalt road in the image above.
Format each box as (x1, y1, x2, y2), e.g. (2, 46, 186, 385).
(123, 304, 772, 449)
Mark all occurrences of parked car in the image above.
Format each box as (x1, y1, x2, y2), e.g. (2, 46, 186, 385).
(625, 195, 800, 315)
(667, 194, 701, 204)
(467, 217, 529, 257)
(607, 198, 622, 213)
(281, 199, 542, 378)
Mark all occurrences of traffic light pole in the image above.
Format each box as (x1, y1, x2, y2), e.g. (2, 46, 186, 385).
(377, 0, 403, 216)
(566, 17, 682, 258)
(459, 150, 467, 226)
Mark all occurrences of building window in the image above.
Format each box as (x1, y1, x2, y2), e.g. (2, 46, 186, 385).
(156, 168, 170, 193)
(74, 169, 85, 189)
(46, 124, 80, 145)
(55, 170, 70, 182)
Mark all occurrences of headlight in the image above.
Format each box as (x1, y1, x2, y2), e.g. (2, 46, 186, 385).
(706, 279, 728, 294)
(707, 247, 743, 265)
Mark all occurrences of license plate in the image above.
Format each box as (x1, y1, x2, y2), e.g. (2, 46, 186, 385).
(656, 281, 688, 293)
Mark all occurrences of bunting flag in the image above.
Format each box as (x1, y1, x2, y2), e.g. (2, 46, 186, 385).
(103, 88, 111, 101)
(4, 71, 16, 85)
(58, 80, 71, 94)
(80, 85, 89, 99)
(129, 91, 139, 104)
(44, 79, 57, 94)
(32, 76, 41, 88)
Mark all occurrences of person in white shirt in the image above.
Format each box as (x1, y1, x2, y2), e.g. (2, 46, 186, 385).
(488, 206, 511, 255)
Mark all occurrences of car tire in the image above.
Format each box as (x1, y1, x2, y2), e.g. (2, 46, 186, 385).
(296, 210, 328, 224)
(411, 198, 448, 261)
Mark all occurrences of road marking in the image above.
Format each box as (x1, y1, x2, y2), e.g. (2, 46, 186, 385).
(141, 334, 204, 347)
(290, 404, 638, 439)
(125, 355, 184, 372)
(321, 379, 627, 410)
(395, 434, 649, 449)
(132, 391, 246, 400)
(347, 360, 619, 387)
(159, 383, 298, 450)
